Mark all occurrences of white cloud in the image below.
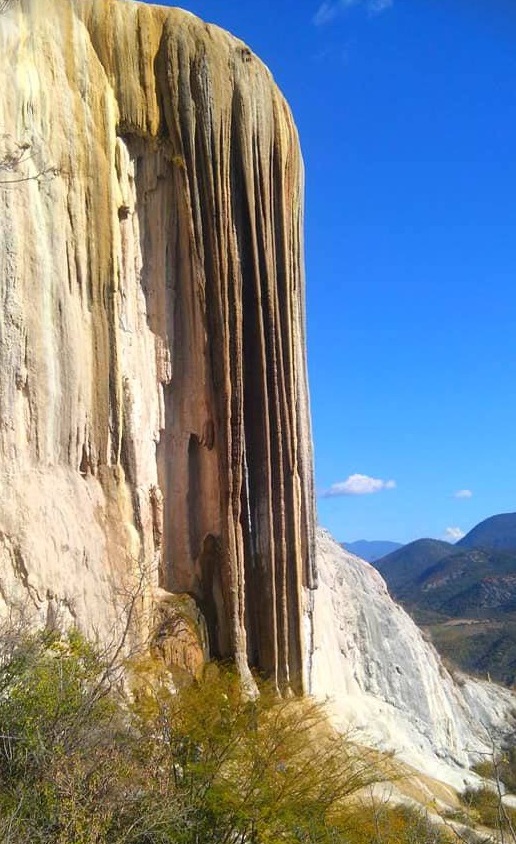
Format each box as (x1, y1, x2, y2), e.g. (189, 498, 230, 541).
(313, 0, 392, 25)
(454, 489, 473, 499)
(443, 526, 465, 542)
(367, 0, 393, 14)
(313, 1, 339, 25)
(321, 473, 396, 497)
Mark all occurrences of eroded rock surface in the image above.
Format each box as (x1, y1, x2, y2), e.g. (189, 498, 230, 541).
(0, 0, 315, 691)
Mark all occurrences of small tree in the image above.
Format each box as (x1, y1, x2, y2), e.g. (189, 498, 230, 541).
(0, 629, 131, 843)
(0, 137, 58, 186)
(131, 663, 397, 844)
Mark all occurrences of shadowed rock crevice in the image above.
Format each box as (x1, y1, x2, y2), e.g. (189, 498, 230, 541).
(197, 533, 230, 660)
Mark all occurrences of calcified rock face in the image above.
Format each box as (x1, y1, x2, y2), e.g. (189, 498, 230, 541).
(0, 0, 315, 691)
(312, 530, 516, 787)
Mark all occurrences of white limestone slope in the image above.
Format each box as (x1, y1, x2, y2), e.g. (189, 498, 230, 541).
(310, 529, 516, 788)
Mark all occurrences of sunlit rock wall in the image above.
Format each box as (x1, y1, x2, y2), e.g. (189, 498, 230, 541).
(0, 0, 315, 691)
(312, 530, 516, 787)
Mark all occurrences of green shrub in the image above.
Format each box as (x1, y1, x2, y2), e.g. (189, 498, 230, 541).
(0, 624, 469, 844)
(130, 663, 397, 844)
(471, 759, 496, 780)
(344, 802, 453, 844)
(500, 745, 516, 795)
(0, 628, 131, 843)
(472, 744, 516, 796)
(460, 784, 516, 835)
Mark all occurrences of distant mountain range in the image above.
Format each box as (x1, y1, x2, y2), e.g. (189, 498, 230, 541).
(456, 512, 516, 551)
(369, 513, 516, 686)
(341, 539, 402, 563)
(376, 541, 516, 617)
(374, 539, 456, 597)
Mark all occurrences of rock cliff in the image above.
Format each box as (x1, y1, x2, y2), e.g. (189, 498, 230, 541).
(2, 0, 515, 791)
(0, 0, 315, 692)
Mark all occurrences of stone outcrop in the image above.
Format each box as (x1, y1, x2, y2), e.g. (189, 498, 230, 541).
(0, 0, 315, 692)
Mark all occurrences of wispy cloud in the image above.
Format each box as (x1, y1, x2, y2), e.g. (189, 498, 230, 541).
(321, 473, 396, 497)
(454, 489, 473, 499)
(313, 0, 356, 26)
(313, 1, 339, 25)
(313, 0, 392, 25)
(443, 526, 465, 542)
(367, 0, 393, 15)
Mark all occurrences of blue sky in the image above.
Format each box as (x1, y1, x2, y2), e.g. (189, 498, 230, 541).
(140, 0, 516, 544)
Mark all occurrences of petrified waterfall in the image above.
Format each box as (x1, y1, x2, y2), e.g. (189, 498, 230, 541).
(0, 0, 316, 691)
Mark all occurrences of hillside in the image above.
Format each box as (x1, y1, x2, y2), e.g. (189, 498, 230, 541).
(374, 538, 457, 597)
(428, 618, 516, 687)
(386, 547, 516, 618)
(457, 512, 516, 551)
(374, 522, 516, 685)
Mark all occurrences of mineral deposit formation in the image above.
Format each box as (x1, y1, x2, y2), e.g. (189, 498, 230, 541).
(0, 0, 316, 692)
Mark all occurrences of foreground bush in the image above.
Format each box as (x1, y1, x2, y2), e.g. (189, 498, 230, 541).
(0, 628, 133, 842)
(460, 784, 516, 839)
(473, 744, 516, 796)
(345, 802, 453, 844)
(131, 663, 400, 843)
(0, 626, 455, 843)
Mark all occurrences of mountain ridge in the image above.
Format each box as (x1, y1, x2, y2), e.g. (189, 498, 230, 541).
(374, 538, 456, 596)
(458, 512, 516, 551)
(341, 539, 402, 562)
